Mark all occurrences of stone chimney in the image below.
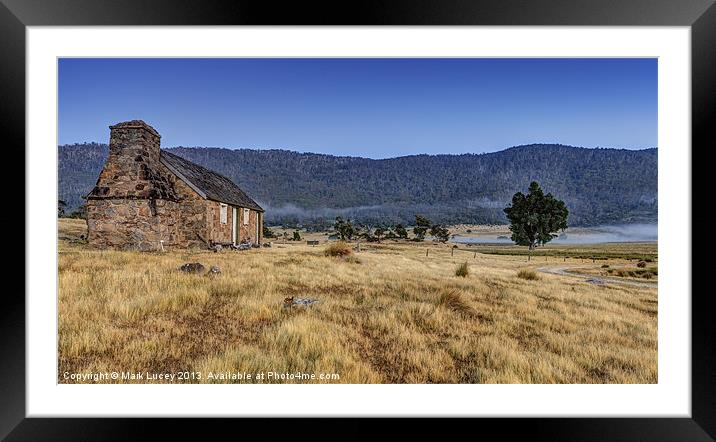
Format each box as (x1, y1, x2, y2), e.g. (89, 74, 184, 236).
(88, 120, 178, 201)
(109, 120, 161, 163)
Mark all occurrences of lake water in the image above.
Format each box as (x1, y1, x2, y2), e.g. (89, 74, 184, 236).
(451, 223, 658, 245)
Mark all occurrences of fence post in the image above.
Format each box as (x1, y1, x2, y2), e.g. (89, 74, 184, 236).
(426, 248, 429, 257)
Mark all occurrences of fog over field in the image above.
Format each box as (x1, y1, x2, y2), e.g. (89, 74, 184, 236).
(453, 223, 658, 245)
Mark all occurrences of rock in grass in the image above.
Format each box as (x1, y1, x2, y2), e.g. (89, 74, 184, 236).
(206, 265, 221, 276)
(179, 262, 205, 274)
(283, 296, 320, 309)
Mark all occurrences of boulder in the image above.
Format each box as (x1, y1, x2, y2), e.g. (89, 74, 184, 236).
(206, 265, 221, 275)
(179, 262, 205, 274)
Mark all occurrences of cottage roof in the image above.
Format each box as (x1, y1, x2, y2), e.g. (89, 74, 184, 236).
(160, 151, 264, 212)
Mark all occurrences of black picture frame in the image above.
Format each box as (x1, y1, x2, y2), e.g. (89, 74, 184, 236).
(2, 0, 713, 439)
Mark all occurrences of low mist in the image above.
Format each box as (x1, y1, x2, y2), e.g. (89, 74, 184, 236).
(454, 223, 658, 245)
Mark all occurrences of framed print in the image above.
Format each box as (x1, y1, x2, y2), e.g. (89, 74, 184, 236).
(3, 0, 714, 439)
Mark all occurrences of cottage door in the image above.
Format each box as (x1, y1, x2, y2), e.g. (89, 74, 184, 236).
(232, 207, 237, 246)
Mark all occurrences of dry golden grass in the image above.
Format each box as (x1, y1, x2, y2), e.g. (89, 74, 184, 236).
(517, 269, 540, 281)
(58, 218, 657, 384)
(573, 262, 659, 282)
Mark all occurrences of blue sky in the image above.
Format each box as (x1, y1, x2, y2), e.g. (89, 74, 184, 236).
(58, 58, 657, 158)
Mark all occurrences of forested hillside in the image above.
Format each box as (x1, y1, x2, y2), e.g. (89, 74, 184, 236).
(59, 143, 657, 228)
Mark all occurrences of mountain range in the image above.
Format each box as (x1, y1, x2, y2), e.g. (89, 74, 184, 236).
(58, 143, 657, 228)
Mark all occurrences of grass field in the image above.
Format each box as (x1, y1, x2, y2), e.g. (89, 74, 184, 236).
(58, 218, 657, 384)
(460, 243, 658, 261)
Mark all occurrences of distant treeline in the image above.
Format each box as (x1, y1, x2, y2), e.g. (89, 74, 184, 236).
(58, 143, 657, 227)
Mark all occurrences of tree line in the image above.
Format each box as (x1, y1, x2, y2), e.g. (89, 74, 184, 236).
(332, 214, 450, 243)
(58, 143, 657, 227)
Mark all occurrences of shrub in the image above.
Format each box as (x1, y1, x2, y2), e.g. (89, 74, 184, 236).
(642, 272, 655, 279)
(615, 269, 638, 278)
(517, 269, 540, 281)
(324, 241, 353, 257)
(601, 264, 610, 268)
(455, 262, 469, 277)
(637, 261, 647, 268)
(437, 290, 475, 317)
(344, 255, 362, 264)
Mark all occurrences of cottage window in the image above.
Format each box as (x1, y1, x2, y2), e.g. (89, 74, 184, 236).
(244, 208, 250, 225)
(220, 203, 228, 224)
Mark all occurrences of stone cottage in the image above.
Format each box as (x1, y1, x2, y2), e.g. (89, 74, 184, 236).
(86, 120, 264, 250)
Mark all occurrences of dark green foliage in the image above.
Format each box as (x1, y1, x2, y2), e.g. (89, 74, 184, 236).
(68, 203, 87, 219)
(413, 214, 432, 241)
(357, 224, 378, 242)
(292, 231, 302, 241)
(394, 224, 409, 239)
(374, 226, 385, 242)
(503, 182, 569, 250)
(58, 200, 67, 217)
(58, 143, 657, 226)
(637, 261, 647, 268)
(429, 224, 450, 242)
(334, 216, 356, 241)
(415, 214, 432, 227)
(263, 225, 276, 238)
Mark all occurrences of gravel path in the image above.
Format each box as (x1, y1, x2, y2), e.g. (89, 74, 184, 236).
(536, 265, 658, 289)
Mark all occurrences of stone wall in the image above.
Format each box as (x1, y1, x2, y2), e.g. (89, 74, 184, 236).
(87, 121, 208, 250)
(205, 203, 262, 245)
(88, 120, 178, 201)
(171, 176, 208, 248)
(86, 119, 264, 250)
(238, 207, 262, 245)
(87, 199, 178, 251)
(87, 171, 208, 250)
(206, 200, 233, 244)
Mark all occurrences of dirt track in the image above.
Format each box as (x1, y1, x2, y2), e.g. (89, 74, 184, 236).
(536, 265, 658, 289)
